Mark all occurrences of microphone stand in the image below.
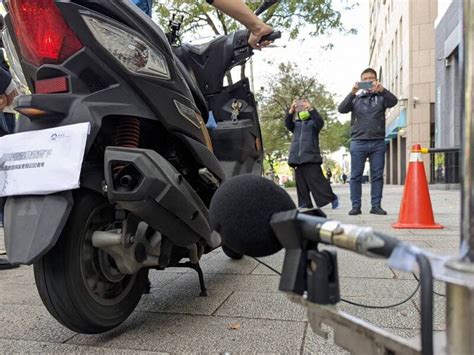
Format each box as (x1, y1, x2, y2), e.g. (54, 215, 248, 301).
(270, 208, 431, 355)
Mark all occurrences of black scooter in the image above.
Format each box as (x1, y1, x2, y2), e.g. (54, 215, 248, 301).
(1, 0, 280, 334)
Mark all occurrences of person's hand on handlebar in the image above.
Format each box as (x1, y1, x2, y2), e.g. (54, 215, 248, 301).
(249, 23, 274, 49)
(206, 0, 275, 49)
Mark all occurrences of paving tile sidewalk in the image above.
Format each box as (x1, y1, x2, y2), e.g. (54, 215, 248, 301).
(0, 184, 461, 353)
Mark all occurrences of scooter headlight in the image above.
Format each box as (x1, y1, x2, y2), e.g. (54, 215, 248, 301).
(82, 15, 170, 80)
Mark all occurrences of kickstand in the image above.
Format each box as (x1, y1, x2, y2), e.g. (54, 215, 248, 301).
(176, 262, 208, 297)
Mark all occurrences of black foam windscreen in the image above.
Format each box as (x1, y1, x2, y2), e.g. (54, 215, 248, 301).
(209, 174, 296, 257)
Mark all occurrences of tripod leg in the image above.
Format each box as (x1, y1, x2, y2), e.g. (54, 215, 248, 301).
(194, 263, 208, 297)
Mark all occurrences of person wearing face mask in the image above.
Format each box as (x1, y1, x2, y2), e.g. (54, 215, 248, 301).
(338, 68, 398, 216)
(285, 98, 339, 210)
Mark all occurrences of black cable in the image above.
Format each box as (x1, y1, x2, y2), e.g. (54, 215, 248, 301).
(254, 250, 433, 355)
(253, 257, 421, 309)
(340, 283, 420, 309)
(252, 257, 283, 275)
(416, 254, 434, 355)
(413, 272, 445, 297)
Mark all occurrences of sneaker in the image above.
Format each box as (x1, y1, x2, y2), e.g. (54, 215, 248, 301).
(348, 207, 361, 215)
(331, 195, 339, 209)
(370, 206, 387, 215)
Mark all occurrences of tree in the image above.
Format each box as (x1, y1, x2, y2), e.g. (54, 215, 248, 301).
(155, 0, 356, 38)
(259, 62, 350, 171)
(322, 119, 351, 152)
(260, 107, 291, 173)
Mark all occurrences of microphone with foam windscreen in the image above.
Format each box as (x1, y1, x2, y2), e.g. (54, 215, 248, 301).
(210, 175, 434, 355)
(210, 175, 401, 259)
(209, 174, 296, 257)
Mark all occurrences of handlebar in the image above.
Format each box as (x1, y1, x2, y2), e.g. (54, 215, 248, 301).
(177, 28, 282, 95)
(258, 31, 282, 44)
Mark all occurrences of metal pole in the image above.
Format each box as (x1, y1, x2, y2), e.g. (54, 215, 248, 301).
(443, 2, 474, 353)
(462, 0, 474, 261)
(446, 283, 474, 355)
(249, 57, 255, 93)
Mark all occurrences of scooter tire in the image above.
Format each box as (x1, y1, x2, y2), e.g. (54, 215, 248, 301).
(34, 190, 148, 334)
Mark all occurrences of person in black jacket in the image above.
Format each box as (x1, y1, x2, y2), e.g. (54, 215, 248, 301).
(338, 68, 398, 216)
(286, 98, 339, 209)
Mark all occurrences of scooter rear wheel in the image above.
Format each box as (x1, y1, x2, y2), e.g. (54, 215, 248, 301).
(34, 190, 148, 334)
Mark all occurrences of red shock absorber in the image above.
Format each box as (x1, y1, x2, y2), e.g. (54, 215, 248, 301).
(115, 117, 141, 148)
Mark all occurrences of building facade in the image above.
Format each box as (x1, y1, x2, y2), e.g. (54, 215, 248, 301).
(368, 0, 438, 184)
(434, 0, 463, 184)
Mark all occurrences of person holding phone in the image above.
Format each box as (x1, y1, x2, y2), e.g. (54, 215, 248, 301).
(285, 98, 339, 210)
(338, 68, 398, 216)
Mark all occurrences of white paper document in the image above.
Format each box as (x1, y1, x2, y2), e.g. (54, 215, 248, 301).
(0, 122, 90, 196)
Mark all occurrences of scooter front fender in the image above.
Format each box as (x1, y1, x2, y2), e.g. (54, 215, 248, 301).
(4, 191, 73, 265)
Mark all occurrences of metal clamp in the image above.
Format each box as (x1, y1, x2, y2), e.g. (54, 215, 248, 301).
(319, 220, 343, 244)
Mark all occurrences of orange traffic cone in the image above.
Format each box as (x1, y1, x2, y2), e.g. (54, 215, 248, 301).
(393, 144, 443, 229)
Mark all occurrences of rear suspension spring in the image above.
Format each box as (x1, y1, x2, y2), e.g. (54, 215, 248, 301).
(115, 117, 141, 148)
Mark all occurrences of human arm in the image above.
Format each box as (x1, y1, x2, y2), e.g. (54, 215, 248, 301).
(309, 108, 324, 131)
(206, 0, 273, 49)
(284, 100, 297, 132)
(381, 89, 398, 108)
(300, 99, 324, 131)
(338, 93, 356, 114)
(0, 67, 16, 111)
(371, 81, 398, 108)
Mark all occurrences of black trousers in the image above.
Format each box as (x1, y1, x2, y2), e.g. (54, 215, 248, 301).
(295, 163, 337, 208)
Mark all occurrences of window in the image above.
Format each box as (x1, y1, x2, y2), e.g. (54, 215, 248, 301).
(391, 40, 395, 89)
(395, 74, 398, 95)
(399, 18, 403, 64)
(386, 51, 390, 88)
(395, 30, 398, 70)
(399, 67, 403, 96)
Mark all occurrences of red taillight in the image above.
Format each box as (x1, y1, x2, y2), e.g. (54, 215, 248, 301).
(9, 0, 83, 66)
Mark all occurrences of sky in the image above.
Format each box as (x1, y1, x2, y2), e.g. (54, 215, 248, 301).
(251, 0, 370, 119)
